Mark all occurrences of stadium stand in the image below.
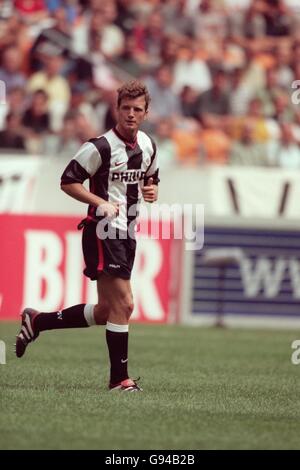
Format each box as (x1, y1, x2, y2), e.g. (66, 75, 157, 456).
(0, 0, 300, 168)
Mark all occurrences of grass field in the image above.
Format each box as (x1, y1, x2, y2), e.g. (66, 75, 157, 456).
(0, 322, 300, 450)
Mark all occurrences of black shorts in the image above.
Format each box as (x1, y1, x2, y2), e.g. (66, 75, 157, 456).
(82, 222, 136, 280)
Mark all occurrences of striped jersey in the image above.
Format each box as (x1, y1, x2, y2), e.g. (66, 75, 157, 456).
(61, 127, 159, 231)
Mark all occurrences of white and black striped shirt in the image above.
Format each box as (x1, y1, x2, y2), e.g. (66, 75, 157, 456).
(61, 127, 159, 231)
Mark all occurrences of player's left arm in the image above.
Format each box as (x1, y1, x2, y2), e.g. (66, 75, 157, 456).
(142, 177, 158, 203)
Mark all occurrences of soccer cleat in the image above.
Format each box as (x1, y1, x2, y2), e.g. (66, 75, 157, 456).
(15, 308, 40, 358)
(109, 377, 142, 392)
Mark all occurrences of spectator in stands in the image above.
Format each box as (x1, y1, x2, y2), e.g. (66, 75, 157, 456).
(268, 122, 300, 169)
(82, 30, 120, 92)
(173, 44, 212, 94)
(228, 0, 266, 39)
(291, 40, 300, 73)
(211, 36, 246, 72)
(46, 0, 79, 23)
(274, 42, 294, 90)
(229, 121, 268, 166)
(29, 6, 73, 73)
(7, 87, 27, 117)
(261, 0, 293, 37)
(14, 0, 48, 24)
(132, 8, 164, 70)
(0, 14, 33, 61)
(229, 66, 253, 116)
(113, 34, 147, 77)
(74, 6, 125, 59)
(180, 85, 201, 120)
(160, 0, 194, 37)
(0, 15, 22, 50)
(257, 67, 282, 117)
(96, 2, 125, 59)
(265, 94, 286, 141)
(73, 36, 116, 92)
(236, 46, 266, 98)
(73, 111, 97, 142)
(0, 0, 13, 19)
(27, 53, 71, 131)
(69, 83, 97, 129)
(144, 64, 181, 127)
(153, 118, 177, 170)
(114, 0, 138, 36)
(193, 0, 228, 41)
(42, 112, 81, 157)
(172, 120, 204, 166)
(271, 92, 294, 123)
(159, 35, 180, 68)
(0, 45, 26, 92)
(22, 89, 50, 134)
(290, 110, 300, 144)
(94, 89, 118, 134)
(196, 68, 230, 121)
(0, 86, 26, 131)
(0, 112, 26, 151)
(199, 115, 231, 165)
(231, 97, 269, 143)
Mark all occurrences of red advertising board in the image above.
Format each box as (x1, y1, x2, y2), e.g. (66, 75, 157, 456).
(0, 215, 182, 323)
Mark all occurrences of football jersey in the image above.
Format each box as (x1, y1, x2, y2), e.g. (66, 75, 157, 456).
(61, 127, 159, 231)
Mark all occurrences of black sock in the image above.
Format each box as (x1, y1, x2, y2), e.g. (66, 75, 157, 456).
(106, 323, 129, 384)
(34, 304, 89, 332)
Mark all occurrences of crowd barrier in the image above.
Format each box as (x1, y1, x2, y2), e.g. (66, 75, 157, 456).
(0, 214, 182, 323)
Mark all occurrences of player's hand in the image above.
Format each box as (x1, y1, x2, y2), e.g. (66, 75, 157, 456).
(96, 201, 120, 219)
(142, 178, 158, 203)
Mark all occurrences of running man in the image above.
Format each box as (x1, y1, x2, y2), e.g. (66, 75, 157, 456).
(15, 80, 159, 392)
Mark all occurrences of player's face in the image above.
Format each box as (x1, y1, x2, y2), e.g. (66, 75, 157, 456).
(117, 96, 147, 137)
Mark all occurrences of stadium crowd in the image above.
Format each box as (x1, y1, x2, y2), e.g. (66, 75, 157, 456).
(1, 0, 300, 169)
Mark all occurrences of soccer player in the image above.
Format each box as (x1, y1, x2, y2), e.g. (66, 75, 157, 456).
(15, 81, 159, 392)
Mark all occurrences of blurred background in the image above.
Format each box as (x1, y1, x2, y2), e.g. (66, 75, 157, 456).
(1, 0, 300, 328)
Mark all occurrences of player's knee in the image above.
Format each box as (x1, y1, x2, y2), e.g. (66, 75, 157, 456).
(121, 295, 134, 320)
(94, 303, 109, 325)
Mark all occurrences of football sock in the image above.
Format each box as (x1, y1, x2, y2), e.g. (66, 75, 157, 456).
(106, 322, 129, 384)
(34, 304, 96, 332)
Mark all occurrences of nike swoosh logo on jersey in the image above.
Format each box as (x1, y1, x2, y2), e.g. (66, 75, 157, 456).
(121, 358, 128, 363)
(115, 161, 127, 167)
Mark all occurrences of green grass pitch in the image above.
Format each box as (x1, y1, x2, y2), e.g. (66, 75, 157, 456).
(0, 322, 300, 450)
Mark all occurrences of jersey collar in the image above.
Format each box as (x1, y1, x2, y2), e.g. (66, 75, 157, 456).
(113, 127, 138, 149)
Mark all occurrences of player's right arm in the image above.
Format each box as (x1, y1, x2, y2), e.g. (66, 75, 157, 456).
(61, 183, 119, 217)
(60, 142, 118, 218)
(61, 182, 104, 206)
